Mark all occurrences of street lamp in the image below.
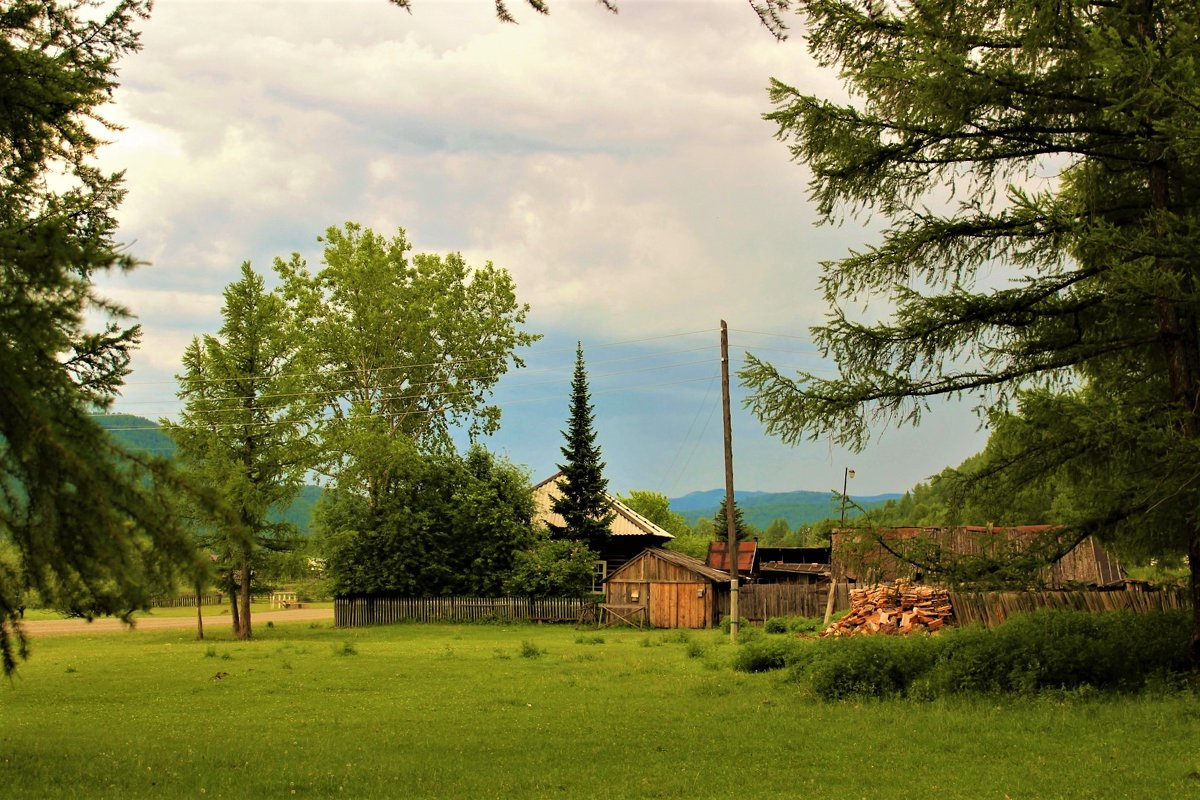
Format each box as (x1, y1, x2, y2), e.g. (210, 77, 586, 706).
(839, 467, 856, 526)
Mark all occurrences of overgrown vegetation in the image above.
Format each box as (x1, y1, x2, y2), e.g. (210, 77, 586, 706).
(735, 610, 1194, 700)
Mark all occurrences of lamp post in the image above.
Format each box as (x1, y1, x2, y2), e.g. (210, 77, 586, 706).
(839, 467, 856, 526)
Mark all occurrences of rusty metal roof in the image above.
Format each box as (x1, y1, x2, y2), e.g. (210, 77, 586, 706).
(531, 472, 675, 540)
(706, 541, 757, 573)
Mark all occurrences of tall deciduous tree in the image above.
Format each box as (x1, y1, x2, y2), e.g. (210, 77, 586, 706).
(619, 490, 690, 537)
(0, 1, 199, 673)
(739, 1, 1200, 663)
(172, 264, 314, 640)
(552, 345, 614, 552)
(277, 223, 538, 503)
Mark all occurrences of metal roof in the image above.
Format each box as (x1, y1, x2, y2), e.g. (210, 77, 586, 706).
(706, 541, 757, 573)
(531, 472, 675, 540)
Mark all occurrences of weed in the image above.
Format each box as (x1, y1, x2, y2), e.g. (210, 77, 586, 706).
(64, 666, 77, 674)
(492, 649, 512, 660)
(220, 652, 233, 661)
(280, 660, 292, 671)
(204, 646, 217, 659)
(520, 641, 544, 659)
(266, 621, 274, 629)
(685, 641, 706, 659)
(334, 641, 357, 657)
(440, 645, 455, 658)
(574, 634, 605, 645)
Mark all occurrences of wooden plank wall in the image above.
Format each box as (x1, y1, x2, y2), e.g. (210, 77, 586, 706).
(717, 583, 851, 621)
(948, 587, 1190, 628)
(335, 596, 594, 627)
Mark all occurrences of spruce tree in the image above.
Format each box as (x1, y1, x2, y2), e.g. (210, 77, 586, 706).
(0, 1, 199, 674)
(713, 498, 751, 543)
(552, 344, 614, 552)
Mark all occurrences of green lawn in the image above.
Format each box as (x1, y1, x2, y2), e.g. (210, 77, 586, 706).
(2, 622, 1197, 799)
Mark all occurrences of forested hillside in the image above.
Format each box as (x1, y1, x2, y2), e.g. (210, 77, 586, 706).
(668, 488, 898, 529)
(96, 414, 323, 535)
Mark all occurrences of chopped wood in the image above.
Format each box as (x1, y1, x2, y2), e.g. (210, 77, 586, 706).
(822, 580, 954, 637)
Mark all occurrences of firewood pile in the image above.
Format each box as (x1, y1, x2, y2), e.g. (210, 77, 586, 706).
(823, 581, 954, 637)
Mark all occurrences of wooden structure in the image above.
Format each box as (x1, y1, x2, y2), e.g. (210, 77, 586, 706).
(335, 596, 595, 627)
(603, 548, 729, 628)
(532, 473, 675, 589)
(830, 525, 1126, 588)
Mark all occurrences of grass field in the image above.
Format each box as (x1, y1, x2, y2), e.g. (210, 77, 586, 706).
(2, 622, 1198, 799)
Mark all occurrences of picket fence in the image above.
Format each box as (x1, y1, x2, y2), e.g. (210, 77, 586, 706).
(335, 595, 596, 627)
(149, 593, 226, 608)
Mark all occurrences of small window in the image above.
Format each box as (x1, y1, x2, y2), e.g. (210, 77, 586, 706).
(591, 560, 608, 593)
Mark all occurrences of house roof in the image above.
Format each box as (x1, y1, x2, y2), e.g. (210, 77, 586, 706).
(706, 540, 757, 573)
(531, 472, 674, 540)
(606, 547, 731, 584)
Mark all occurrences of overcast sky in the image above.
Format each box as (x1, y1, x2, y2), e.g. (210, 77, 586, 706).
(93, 0, 990, 500)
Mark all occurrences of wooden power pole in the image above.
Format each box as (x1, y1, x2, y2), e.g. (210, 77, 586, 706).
(720, 320, 739, 643)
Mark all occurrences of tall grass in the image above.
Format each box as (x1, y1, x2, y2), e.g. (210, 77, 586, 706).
(1, 623, 1197, 798)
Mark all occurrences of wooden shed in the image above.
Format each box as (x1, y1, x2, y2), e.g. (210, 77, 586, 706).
(603, 548, 729, 629)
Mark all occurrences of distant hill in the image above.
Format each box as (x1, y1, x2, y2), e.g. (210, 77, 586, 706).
(668, 488, 901, 529)
(96, 413, 323, 535)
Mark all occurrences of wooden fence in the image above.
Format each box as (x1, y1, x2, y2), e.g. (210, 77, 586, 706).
(335, 595, 597, 627)
(948, 586, 1190, 628)
(149, 593, 225, 608)
(716, 583, 1190, 626)
(717, 583, 852, 622)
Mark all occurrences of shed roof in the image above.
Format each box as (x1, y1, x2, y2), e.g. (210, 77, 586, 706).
(532, 472, 674, 540)
(706, 541, 757, 573)
(605, 547, 730, 584)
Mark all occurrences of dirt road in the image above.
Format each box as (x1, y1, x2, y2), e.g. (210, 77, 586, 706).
(17, 607, 334, 637)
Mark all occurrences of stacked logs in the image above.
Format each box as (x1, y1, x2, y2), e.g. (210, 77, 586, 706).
(822, 581, 953, 637)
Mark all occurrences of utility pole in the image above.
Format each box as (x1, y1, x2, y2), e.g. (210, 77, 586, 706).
(720, 320, 739, 643)
(839, 466, 855, 526)
(827, 467, 855, 626)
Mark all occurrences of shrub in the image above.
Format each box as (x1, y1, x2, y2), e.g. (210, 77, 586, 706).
(801, 635, 936, 700)
(732, 637, 808, 673)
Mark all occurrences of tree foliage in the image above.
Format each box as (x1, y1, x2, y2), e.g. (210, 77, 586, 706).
(277, 223, 538, 503)
(171, 263, 315, 639)
(619, 490, 690, 537)
(741, 0, 1200, 663)
(713, 497, 755, 542)
(322, 445, 537, 597)
(552, 345, 614, 551)
(0, 1, 201, 673)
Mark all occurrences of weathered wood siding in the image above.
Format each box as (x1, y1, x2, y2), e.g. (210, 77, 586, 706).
(948, 586, 1189, 628)
(335, 596, 594, 627)
(717, 583, 851, 621)
(649, 582, 711, 628)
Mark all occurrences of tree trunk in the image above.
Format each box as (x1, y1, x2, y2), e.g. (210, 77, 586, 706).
(238, 562, 252, 640)
(195, 580, 204, 641)
(1190, 531, 1200, 668)
(229, 584, 241, 637)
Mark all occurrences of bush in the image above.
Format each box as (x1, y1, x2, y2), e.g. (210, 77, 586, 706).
(815, 636, 937, 699)
(731, 637, 808, 673)
(777, 609, 1192, 700)
(764, 616, 825, 635)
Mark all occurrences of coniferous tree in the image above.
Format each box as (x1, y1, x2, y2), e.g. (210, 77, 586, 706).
(171, 263, 315, 640)
(0, 1, 200, 673)
(739, 0, 1200, 663)
(552, 344, 614, 552)
(713, 498, 752, 542)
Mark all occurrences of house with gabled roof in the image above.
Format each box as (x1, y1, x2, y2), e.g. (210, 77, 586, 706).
(532, 472, 674, 591)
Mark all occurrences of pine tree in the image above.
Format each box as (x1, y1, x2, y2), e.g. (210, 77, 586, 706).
(0, 1, 201, 674)
(552, 344, 614, 551)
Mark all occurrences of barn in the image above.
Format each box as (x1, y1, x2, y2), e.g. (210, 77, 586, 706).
(602, 548, 729, 629)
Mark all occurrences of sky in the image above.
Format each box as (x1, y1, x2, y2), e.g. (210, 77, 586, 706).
(92, 0, 991, 499)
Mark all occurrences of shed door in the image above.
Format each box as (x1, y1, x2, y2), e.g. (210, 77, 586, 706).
(650, 582, 707, 628)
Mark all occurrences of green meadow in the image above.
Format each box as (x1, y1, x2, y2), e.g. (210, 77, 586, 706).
(2, 622, 1197, 799)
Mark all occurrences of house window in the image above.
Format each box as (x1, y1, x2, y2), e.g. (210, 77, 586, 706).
(592, 560, 607, 593)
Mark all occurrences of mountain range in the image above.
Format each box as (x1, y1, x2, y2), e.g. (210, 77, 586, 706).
(96, 414, 900, 534)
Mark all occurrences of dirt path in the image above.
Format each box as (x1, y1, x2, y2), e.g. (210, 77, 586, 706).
(17, 607, 334, 638)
